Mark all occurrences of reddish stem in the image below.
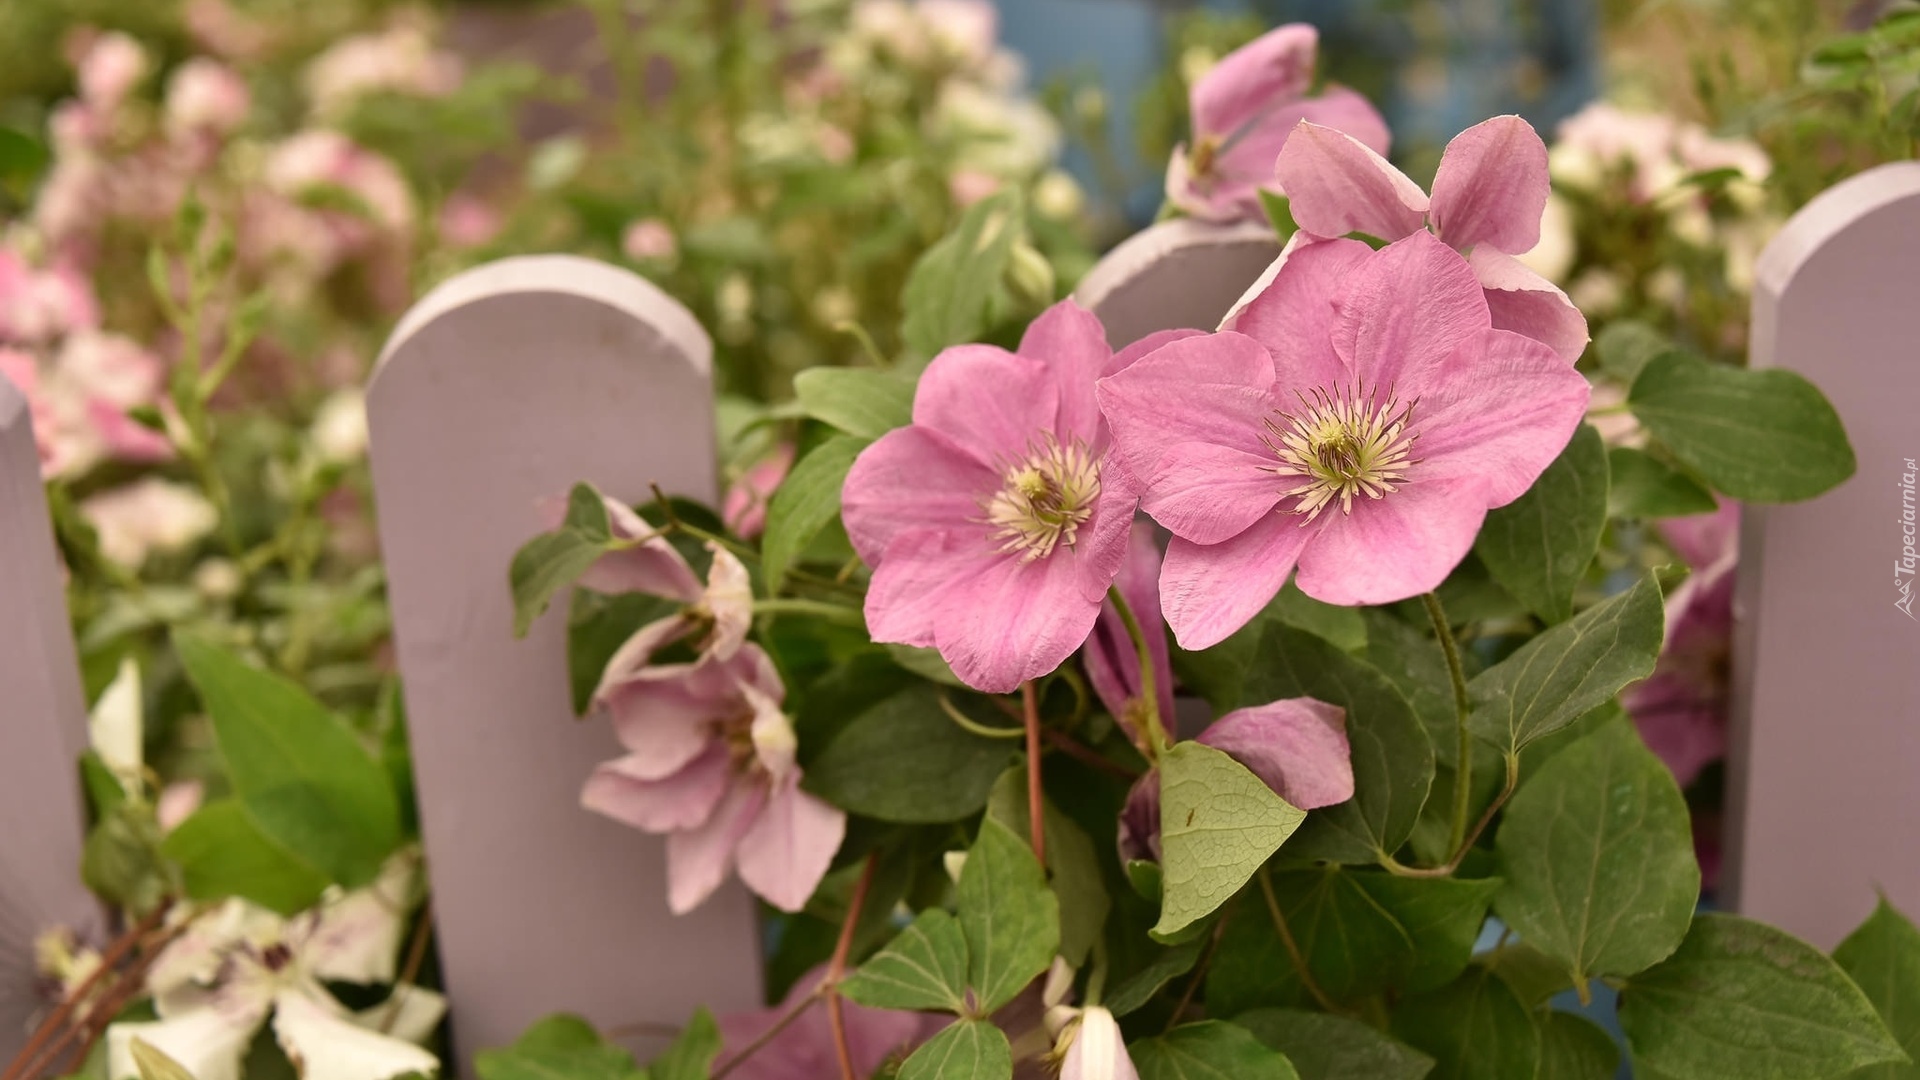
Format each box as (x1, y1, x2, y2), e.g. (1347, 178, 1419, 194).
(1021, 681, 1047, 869)
(825, 856, 877, 1080)
(3, 903, 170, 1080)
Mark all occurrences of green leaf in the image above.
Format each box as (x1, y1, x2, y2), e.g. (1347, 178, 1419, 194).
(1130, 1021, 1301, 1080)
(1233, 1008, 1435, 1080)
(475, 1015, 648, 1080)
(1467, 575, 1664, 754)
(985, 767, 1110, 966)
(0, 127, 49, 196)
(81, 804, 171, 915)
(1270, 580, 1366, 652)
(804, 686, 1016, 823)
(1259, 191, 1299, 242)
(1208, 868, 1500, 1014)
(1619, 913, 1908, 1079)
(1628, 350, 1856, 503)
(568, 590, 674, 715)
(1391, 968, 1541, 1080)
(956, 817, 1060, 1013)
(1477, 942, 1578, 1006)
(1537, 1012, 1620, 1080)
(1594, 320, 1671, 384)
(899, 1018, 1012, 1080)
(1106, 938, 1205, 1018)
(1835, 899, 1920, 1078)
(649, 1008, 720, 1080)
(1475, 424, 1608, 623)
(1494, 716, 1699, 982)
(1154, 742, 1305, 940)
(175, 633, 401, 889)
(1240, 625, 1432, 864)
(793, 367, 916, 439)
(129, 1039, 195, 1080)
(902, 189, 1025, 365)
(1606, 447, 1718, 519)
(163, 800, 333, 916)
(840, 908, 971, 1014)
(509, 484, 618, 637)
(763, 434, 866, 594)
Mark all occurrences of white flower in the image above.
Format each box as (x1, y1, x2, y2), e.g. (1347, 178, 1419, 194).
(1033, 169, 1086, 221)
(80, 479, 218, 568)
(166, 59, 251, 135)
(1058, 1007, 1139, 1080)
(310, 387, 369, 464)
(90, 657, 144, 797)
(304, 23, 462, 119)
(106, 857, 443, 1080)
(1516, 192, 1576, 283)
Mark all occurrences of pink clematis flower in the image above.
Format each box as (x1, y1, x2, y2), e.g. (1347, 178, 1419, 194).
(1119, 697, 1353, 864)
(842, 300, 1134, 693)
(1082, 520, 1175, 746)
(1166, 25, 1390, 224)
(716, 964, 934, 1080)
(723, 442, 795, 540)
(1098, 232, 1590, 649)
(1623, 500, 1738, 788)
(1268, 116, 1589, 363)
(580, 644, 847, 914)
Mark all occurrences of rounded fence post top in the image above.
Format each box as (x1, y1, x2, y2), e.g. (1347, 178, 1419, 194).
(1756, 161, 1920, 299)
(1073, 217, 1282, 348)
(373, 253, 711, 382)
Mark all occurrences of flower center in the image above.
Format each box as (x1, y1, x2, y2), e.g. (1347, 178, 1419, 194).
(1264, 384, 1418, 523)
(1190, 135, 1220, 178)
(983, 434, 1101, 562)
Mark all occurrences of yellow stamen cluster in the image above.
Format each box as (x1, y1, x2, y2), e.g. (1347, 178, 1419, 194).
(983, 434, 1102, 562)
(1264, 383, 1418, 523)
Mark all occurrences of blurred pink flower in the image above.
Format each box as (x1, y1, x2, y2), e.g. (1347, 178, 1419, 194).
(185, 0, 275, 60)
(166, 59, 251, 136)
(304, 23, 463, 119)
(1118, 697, 1353, 864)
(1057, 1006, 1138, 1080)
(75, 32, 148, 113)
(948, 168, 1002, 207)
(265, 131, 414, 233)
(1083, 520, 1175, 746)
(1, 329, 168, 478)
(1271, 115, 1588, 362)
(842, 299, 1133, 693)
(1165, 25, 1391, 224)
(80, 478, 218, 568)
(723, 443, 794, 540)
(437, 193, 501, 250)
(621, 218, 677, 262)
(1099, 233, 1589, 648)
(917, 0, 999, 67)
(716, 964, 933, 1080)
(0, 251, 100, 345)
(1623, 500, 1739, 788)
(581, 644, 846, 914)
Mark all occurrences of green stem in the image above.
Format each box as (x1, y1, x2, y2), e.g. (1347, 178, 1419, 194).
(1260, 867, 1338, 1013)
(1420, 592, 1474, 857)
(751, 598, 865, 626)
(1105, 585, 1168, 759)
(938, 692, 1025, 740)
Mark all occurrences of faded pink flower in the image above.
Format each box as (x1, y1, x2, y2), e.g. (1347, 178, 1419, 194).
(0, 251, 100, 345)
(304, 23, 464, 119)
(1119, 697, 1354, 864)
(437, 192, 502, 250)
(1165, 25, 1390, 224)
(1099, 232, 1590, 648)
(842, 300, 1133, 693)
(1623, 500, 1738, 787)
(580, 644, 846, 914)
(622, 218, 677, 262)
(265, 131, 414, 234)
(716, 964, 933, 1080)
(166, 59, 251, 136)
(1270, 116, 1589, 362)
(948, 168, 1002, 207)
(75, 32, 147, 113)
(185, 0, 275, 60)
(723, 442, 795, 540)
(1082, 520, 1174, 745)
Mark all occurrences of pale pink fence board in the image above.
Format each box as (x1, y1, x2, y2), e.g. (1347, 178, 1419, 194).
(1073, 218, 1281, 346)
(367, 255, 761, 1069)
(1727, 162, 1920, 949)
(0, 375, 98, 1060)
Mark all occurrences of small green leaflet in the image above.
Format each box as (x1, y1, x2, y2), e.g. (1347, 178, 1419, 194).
(1154, 742, 1305, 940)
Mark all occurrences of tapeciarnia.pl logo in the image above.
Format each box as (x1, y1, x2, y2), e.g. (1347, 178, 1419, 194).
(1900, 458, 1917, 619)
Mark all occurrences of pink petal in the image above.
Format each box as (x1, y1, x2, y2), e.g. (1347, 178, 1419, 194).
(718, 964, 932, 1080)
(940, 543, 1109, 693)
(1272, 121, 1429, 242)
(570, 495, 703, 601)
(1429, 115, 1551, 255)
(1102, 328, 1205, 380)
(1657, 501, 1738, 571)
(1295, 86, 1392, 157)
(1085, 522, 1176, 734)
(723, 443, 795, 540)
(843, 425, 999, 566)
(1470, 247, 1590, 363)
(912, 344, 1060, 465)
(582, 741, 733, 833)
(1199, 89, 1393, 224)
(735, 779, 847, 912)
(666, 780, 767, 915)
(1141, 440, 1289, 545)
(1623, 557, 1733, 787)
(1061, 1007, 1140, 1080)
(1074, 466, 1140, 603)
(592, 615, 697, 707)
(1117, 771, 1162, 864)
(1198, 698, 1354, 809)
(1293, 476, 1490, 606)
(1406, 329, 1592, 507)
(864, 527, 997, 650)
(1190, 24, 1319, 138)
(1331, 231, 1489, 394)
(1095, 331, 1280, 538)
(600, 665, 718, 778)
(1018, 299, 1111, 446)
(1232, 237, 1372, 388)
(1159, 512, 1313, 650)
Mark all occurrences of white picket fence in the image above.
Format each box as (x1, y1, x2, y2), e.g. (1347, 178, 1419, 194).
(3, 163, 1917, 1071)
